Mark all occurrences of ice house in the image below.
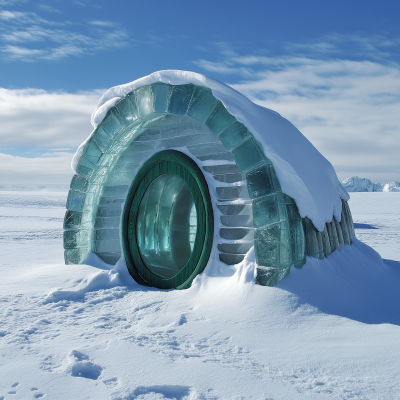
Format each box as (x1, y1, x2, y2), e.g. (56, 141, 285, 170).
(63, 70, 355, 289)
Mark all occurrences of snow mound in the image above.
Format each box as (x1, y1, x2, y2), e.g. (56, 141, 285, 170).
(45, 239, 400, 325)
(342, 176, 400, 192)
(76, 69, 348, 231)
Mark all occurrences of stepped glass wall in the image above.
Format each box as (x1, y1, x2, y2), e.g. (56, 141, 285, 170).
(63, 82, 356, 289)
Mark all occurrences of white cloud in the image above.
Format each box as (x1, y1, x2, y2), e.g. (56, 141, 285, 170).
(90, 20, 115, 27)
(0, 9, 129, 61)
(38, 4, 61, 13)
(0, 88, 104, 184)
(195, 42, 400, 183)
(0, 87, 102, 147)
(0, 152, 74, 184)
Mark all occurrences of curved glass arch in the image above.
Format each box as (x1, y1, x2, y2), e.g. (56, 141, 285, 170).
(63, 81, 355, 287)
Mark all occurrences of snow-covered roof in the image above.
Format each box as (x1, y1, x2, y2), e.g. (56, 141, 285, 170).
(75, 70, 349, 231)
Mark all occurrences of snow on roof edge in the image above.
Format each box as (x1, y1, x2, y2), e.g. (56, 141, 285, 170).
(74, 69, 349, 231)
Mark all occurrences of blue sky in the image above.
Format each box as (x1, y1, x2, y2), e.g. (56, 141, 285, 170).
(0, 0, 399, 184)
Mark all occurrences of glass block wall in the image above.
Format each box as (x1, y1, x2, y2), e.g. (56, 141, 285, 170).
(63, 82, 355, 287)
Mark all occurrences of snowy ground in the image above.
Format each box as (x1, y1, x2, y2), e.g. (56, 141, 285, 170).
(0, 191, 399, 400)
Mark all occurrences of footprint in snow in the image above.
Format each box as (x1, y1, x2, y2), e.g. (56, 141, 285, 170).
(69, 350, 103, 380)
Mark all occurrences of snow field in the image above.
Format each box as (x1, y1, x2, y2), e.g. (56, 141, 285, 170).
(0, 191, 400, 399)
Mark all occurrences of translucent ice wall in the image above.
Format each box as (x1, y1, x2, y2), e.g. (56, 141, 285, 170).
(64, 80, 355, 287)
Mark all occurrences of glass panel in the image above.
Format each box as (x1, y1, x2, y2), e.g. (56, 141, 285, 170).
(327, 221, 340, 251)
(219, 228, 254, 240)
(232, 137, 264, 173)
(187, 87, 220, 123)
(94, 216, 121, 228)
(343, 200, 355, 238)
(93, 127, 112, 152)
(96, 206, 121, 218)
(168, 84, 195, 115)
(102, 111, 123, 138)
(152, 82, 171, 113)
(136, 174, 197, 279)
(218, 121, 250, 150)
(340, 210, 351, 245)
(254, 242, 279, 268)
(187, 142, 227, 156)
(97, 252, 121, 265)
(94, 239, 121, 253)
(291, 221, 306, 268)
(63, 210, 82, 230)
(64, 247, 90, 265)
(196, 152, 234, 162)
(218, 242, 253, 254)
(134, 85, 154, 117)
(219, 253, 245, 265)
(63, 230, 90, 249)
(286, 203, 301, 226)
(205, 103, 236, 135)
(246, 164, 276, 199)
(322, 225, 332, 257)
(216, 185, 249, 200)
(220, 214, 253, 227)
(304, 218, 319, 258)
(66, 190, 86, 212)
(255, 223, 281, 243)
(116, 96, 139, 126)
(70, 175, 88, 193)
(217, 204, 251, 215)
(316, 231, 325, 259)
(102, 185, 128, 197)
(252, 193, 287, 228)
(256, 267, 284, 286)
(213, 173, 244, 183)
(202, 164, 241, 175)
(83, 138, 102, 165)
(334, 217, 344, 245)
(162, 133, 218, 148)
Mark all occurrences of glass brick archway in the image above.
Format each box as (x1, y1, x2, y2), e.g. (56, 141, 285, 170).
(63, 82, 355, 288)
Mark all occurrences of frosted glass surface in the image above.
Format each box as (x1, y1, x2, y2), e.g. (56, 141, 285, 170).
(102, 112, 123, 138)
(116, 96, 138, 126)
(152, 82, 171, 113)
(168, 84, 194, 115)
(134, 86, 154, 117)
(304, 218, 320, 258)
(246, 164, 276, 199)
(334, 217, 344, 245)
(219, 253, 245, 265)
(93, 127, 112, 152)
(66, 190, 86, 212)
(70, 175, 88, 193)
(83, 139, 102, 165)
(187, 87, 219, 123)
(136, 174, 197, 279)
(232, 137, 264, 172)
(252, 194, 286, 228)
(205, 103, 236, 135)
(218, 121, 250, 151)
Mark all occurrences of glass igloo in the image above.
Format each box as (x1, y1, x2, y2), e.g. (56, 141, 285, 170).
(63, 70, 355, 289)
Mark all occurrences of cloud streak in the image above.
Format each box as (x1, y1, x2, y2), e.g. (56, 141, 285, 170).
(0, 8, 129, 61)
(0, 87, 101, 147)
(0, 87, 103, 184)
(195, 38, 400, 182)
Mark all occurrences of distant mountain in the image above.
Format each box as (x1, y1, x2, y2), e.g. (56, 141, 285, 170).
(342, 176, 400, 192)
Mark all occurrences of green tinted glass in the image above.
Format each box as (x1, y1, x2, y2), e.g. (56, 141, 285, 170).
(136, 174, 197, 279)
